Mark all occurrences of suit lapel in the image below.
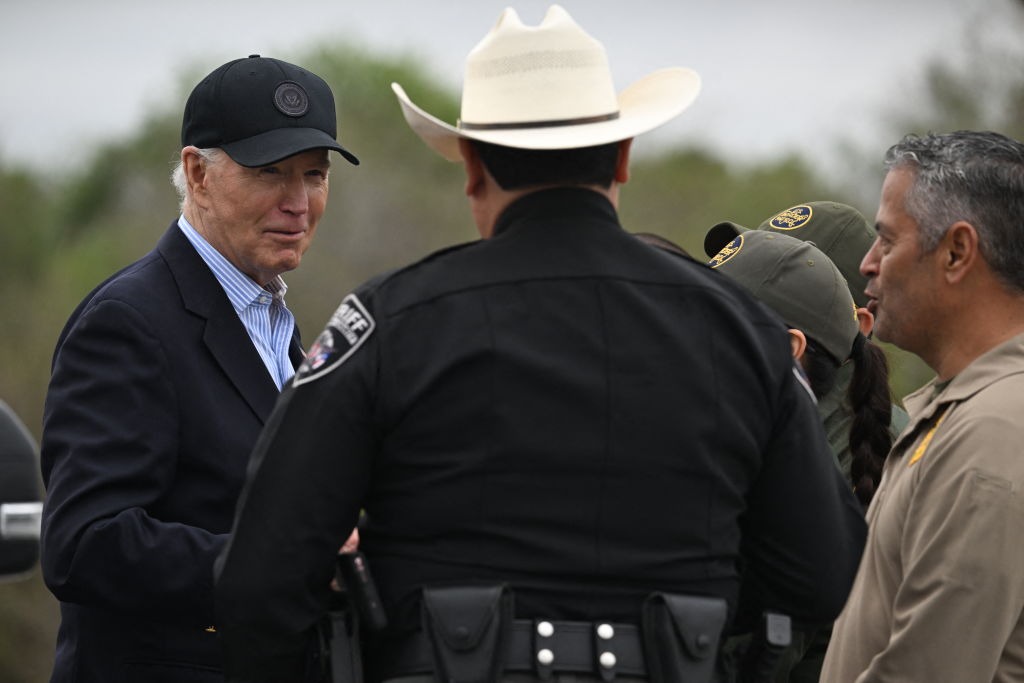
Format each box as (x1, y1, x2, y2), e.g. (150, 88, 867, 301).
(156, 223, 280, 423)
(289, 330, 306, 369)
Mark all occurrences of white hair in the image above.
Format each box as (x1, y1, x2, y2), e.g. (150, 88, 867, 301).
(171, 147, 226, 210)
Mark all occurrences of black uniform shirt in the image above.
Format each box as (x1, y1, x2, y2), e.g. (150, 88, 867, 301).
(215, 188, 866, 682)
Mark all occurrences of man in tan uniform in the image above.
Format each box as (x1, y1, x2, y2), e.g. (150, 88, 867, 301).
(821, 130, 1024, 682)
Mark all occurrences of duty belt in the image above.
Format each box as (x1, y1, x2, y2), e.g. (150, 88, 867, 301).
(385, 618, 646, 680)
(375, 585, 729, 683)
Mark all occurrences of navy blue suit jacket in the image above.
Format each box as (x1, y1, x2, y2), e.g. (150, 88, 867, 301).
(40, 222, 303, 682)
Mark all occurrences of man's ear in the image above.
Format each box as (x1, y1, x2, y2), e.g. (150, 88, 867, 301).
(942, 221, 979, 284)
(459, 138, 485, 198)
(181, 147, 211, 207)
(614, 138, 633, 184)
(788, 328, 807, 360)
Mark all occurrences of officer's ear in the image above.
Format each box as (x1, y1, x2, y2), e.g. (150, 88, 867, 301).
(459, 138, 486, 198)
(942, 221, 980, 285)
(614, 139, 632, 185)
(855, 306, 874, 337)
(788, 328, 807, 360)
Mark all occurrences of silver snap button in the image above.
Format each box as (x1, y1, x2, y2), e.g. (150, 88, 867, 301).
(537, 621, 554, 638)
(597, 623, 614, 640)
(600, 651, 617, 669)
(537, 648, 555, 666)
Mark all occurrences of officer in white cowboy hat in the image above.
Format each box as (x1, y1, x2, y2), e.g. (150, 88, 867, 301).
(214, 7, 866, 683)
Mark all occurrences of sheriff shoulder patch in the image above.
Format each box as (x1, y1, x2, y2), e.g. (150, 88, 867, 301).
(293, 294, 375, 386)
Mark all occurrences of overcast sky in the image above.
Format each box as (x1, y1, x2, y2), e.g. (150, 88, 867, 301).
(0, 0, 1009, 173)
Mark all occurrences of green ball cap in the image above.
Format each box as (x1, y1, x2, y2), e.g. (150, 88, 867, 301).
(704, 202, 875, 307)
(709, 231, 859, 362)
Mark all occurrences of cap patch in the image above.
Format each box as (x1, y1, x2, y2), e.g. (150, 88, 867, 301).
(709, 235, 743, 268)
(293, 294, 374, 386)
(273, 81, 309, 117)
(769, 205, 813, 231)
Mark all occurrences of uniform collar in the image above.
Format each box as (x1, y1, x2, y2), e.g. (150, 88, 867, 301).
(816, 362, 852, 418)
(492, 187, 619, 238)
(898, 332, 1024, 441)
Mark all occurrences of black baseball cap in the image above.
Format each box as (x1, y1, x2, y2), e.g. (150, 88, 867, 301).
(182, 55, 359, 167)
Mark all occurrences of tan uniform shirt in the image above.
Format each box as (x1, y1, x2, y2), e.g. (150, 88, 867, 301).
(821, 333, 1024, 683)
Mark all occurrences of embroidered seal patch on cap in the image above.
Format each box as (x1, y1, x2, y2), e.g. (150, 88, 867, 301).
(273, 81, 310, 117)
(709, 235, 743, 268)
(293, 294, 375, 386)
(768, 205, 813, 231)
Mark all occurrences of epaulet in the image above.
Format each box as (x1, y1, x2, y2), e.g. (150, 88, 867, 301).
(357, 238, 482, 295)
(293, 239, 482, 386)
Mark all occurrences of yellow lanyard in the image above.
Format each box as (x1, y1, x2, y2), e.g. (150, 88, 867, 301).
(908, 405, 950, 466)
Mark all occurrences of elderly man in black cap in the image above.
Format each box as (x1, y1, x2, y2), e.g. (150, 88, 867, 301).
(215, 7, 865, 683)
(39, 55, 358, 683)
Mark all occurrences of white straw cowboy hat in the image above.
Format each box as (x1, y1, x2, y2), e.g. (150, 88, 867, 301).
(391, 5, 701, 161)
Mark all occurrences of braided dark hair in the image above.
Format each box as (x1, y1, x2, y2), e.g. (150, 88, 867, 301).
(801, 333, 894, 510)
(847, 334, 894, 508)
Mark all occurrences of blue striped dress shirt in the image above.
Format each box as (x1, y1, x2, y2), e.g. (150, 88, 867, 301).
(177, 216, 297, 390)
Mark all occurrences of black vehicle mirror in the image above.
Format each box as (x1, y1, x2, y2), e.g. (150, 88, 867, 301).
(0, 400, 42, 581)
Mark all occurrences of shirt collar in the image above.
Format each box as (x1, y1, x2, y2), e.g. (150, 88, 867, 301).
(492, 187, 619, 238)
(902, 331, 1024, 423)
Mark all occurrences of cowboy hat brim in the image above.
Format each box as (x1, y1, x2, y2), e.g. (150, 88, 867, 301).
(392, 67, 702, 162)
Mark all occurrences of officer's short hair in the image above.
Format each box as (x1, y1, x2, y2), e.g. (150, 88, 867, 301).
(885, 130, 1024, 293)
(474, 140, 620, 190)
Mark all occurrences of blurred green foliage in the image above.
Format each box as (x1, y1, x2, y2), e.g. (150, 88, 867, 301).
(1, 4, 1022, 678)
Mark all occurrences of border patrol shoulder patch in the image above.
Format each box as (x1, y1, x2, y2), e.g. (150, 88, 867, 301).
(294, 294, 375, 386)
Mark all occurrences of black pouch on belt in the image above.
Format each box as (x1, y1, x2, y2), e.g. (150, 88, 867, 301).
(641, 592, 728, 683)
(421, 584, 513, 683)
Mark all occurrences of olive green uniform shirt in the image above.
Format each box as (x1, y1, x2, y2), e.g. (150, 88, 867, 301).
(822, 362, 910, 482)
